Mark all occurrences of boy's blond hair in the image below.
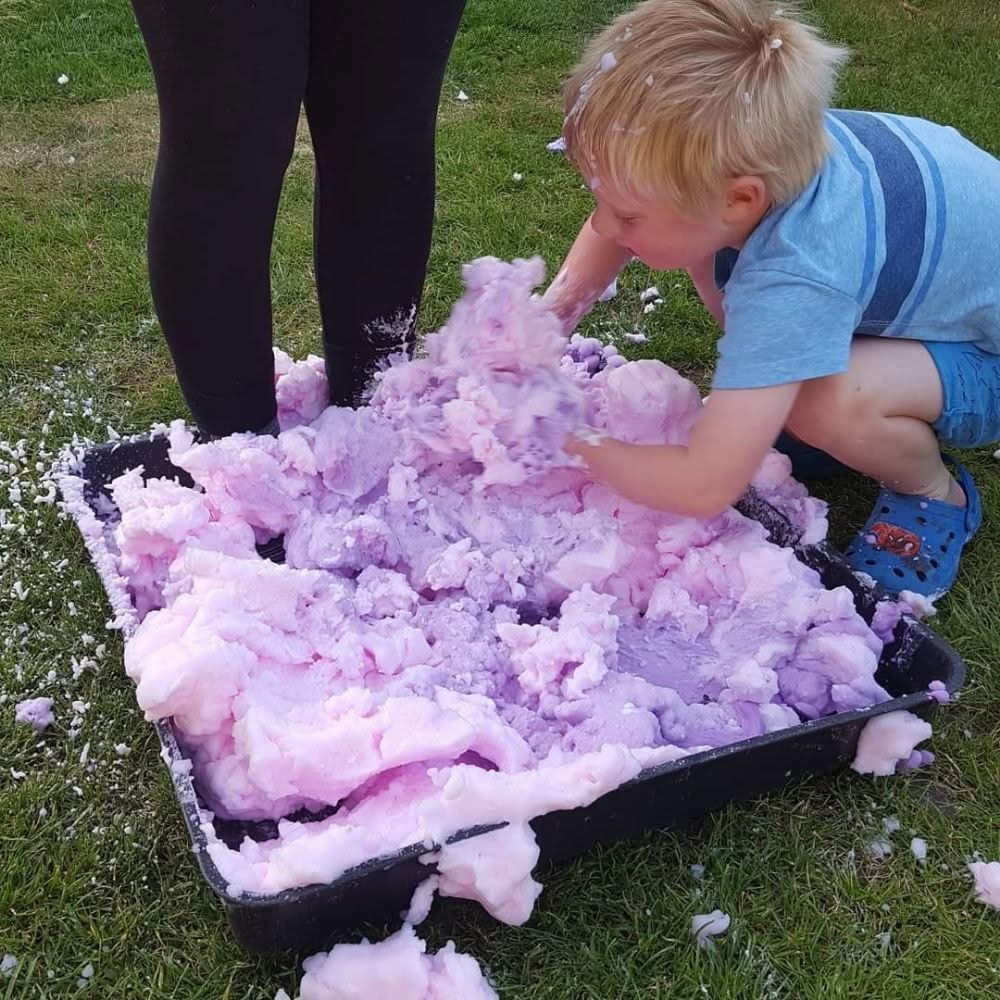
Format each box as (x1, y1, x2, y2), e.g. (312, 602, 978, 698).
(563, 0, 848, 215)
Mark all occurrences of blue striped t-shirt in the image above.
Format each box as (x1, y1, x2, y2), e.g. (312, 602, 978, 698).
(712, 110, 1000, 390)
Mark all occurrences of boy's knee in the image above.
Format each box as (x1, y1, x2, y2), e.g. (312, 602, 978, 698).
(787, 373, 879, 448)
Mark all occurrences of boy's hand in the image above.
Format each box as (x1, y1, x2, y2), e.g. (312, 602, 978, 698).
(543, 214, 633, 334)
(566, 383, 802, 518)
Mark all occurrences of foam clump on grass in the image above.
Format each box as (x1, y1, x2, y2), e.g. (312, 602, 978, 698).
(851, 710, 933, 777)
(282, 924, 497, 1000)
(692, 909, 730, 950)
(968, 861, 1000, 909)
(14, 696, 54, 731)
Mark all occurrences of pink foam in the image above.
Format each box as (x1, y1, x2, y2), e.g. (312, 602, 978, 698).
(691, 909, 730, 950)
(104, 257, 890, 908)
(296, 924, 497, 1000)
(14, 697, 55, 732)
(968, 861, 1000, 910)
(851, 710, 933, 777)
(431, 823, 542, 925)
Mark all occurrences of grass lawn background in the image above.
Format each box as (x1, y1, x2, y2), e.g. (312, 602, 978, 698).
(1, 0, 998, 996)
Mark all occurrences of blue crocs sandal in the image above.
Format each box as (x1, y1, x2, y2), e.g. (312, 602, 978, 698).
(774, 431, 850, 480)
(844, 458, 982, 597)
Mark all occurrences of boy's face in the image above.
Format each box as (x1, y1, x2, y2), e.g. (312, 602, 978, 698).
(589, 179, 735, 270)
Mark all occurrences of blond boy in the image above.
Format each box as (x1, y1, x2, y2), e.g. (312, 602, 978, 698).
(545, 0, 1000, 597)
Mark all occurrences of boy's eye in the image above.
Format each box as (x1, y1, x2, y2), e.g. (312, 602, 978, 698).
(618, 216, 638, 226)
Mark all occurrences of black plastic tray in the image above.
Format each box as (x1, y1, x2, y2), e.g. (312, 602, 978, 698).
(68, 434, 965, 956)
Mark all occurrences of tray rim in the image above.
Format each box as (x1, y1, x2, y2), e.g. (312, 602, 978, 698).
(170, 683, 948, 910)
(59, 433, 966, 912)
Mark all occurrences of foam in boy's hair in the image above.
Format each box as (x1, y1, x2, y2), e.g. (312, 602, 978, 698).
(563, 0, 849, 215)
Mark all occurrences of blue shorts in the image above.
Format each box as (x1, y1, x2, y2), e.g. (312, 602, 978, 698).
(924, 341, 1000, 448)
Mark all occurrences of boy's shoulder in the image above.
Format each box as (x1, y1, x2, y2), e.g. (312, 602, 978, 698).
(720, 108, 1000, 296)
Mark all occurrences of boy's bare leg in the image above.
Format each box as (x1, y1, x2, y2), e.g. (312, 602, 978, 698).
(785, 337, 965, 506)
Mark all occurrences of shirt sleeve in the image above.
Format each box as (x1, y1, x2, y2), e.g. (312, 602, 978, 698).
(713, 268, 862, 390)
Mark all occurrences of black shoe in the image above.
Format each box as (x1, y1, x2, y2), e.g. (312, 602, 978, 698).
(256, 535, 286, 564)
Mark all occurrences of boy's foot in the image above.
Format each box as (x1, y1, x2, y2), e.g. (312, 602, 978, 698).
(844, 458, 982, 597)
(774, 431, 850, 480)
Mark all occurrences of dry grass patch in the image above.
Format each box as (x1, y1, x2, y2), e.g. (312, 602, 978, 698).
(0, 90, 158, 185)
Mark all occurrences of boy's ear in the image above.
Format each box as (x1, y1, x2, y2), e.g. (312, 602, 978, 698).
(723, 176, 768, 225)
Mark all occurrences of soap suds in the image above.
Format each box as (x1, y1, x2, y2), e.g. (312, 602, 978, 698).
(968, 861, 1000, 910)
(692, 909, 730, 949)
(598, 277, 618, 302)
(293, 924, 497, 1000)
(928, 680, 950, 705)
(851, 711, 932, 777)
(14, 696, 55, 731)
(867, 838, 893, 859)
(59, 257, 908, 995)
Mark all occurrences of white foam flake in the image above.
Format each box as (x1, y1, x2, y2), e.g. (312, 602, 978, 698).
(692, 910, 730, 949)
(598, 276, 617, 301)
(867, 838, 892, 859)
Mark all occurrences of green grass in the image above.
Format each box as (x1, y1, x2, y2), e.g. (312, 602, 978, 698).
(1, 0, 998, 997)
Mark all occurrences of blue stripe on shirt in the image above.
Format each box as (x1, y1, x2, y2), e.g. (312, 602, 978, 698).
(831, 110, 926, 332)
(889, 115, 948, 327)
(826, 115, 878, 305)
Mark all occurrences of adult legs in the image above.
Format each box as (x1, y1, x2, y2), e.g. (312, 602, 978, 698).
(131, 0, 309, 435)
(305, 0, 467, 406)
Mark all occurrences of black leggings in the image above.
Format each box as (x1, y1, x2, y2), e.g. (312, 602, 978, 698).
(131, 0, 466, 435)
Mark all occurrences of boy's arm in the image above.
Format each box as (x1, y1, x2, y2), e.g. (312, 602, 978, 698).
(567, 383, 801, 518)
(687, 255, 725, 329)
(543, 214, 633, 334)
